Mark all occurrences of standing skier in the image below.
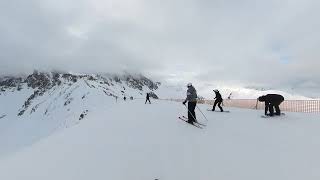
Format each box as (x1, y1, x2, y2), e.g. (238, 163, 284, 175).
(145, 93, 151, 104)
(212, 89, 224, 112)
(258, 94, 284, 116)
(182, 83, 198, 124)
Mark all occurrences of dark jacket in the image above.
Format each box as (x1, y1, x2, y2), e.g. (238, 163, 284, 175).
(214, 91, 223, 101)
(185, 86, 197, 102)
(258, 94, 284, 115)
(146, 93, 150, 99)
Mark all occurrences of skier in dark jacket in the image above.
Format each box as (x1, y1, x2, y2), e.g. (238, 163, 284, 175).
(212, 89, 223, 112)
(145, 93, 151, 104)
(182, 83, 198, 124)
(258, 94, 284, 116)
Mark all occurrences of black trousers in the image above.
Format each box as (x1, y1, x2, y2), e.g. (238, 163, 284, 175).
(268, 102, 281, 116)
(188, 102, 197, 123)
(212, 99, 223, 112)
(145, 99, 151, 104)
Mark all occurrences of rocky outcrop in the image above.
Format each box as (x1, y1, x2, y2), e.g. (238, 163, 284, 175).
(0, 77, 23, 92)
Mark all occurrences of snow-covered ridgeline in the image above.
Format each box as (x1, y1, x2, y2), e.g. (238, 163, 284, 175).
(0, 71, 160, 157)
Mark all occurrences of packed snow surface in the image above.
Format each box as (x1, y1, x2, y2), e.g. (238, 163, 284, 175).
(0, 99, 319, 180)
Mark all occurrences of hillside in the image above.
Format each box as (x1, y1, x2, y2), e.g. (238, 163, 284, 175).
(0, 71, 160, 156)
(0, 100, 319, 180)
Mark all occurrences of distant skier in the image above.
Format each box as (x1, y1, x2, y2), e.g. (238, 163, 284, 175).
(145, 93, 151, 104)
(123, 96, 126, 101)
(182, 83, 198, 124)
(258, 94, 284, 116)
(212, 89, 224, 112)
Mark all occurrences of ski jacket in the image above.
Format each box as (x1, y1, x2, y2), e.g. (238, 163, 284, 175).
(214, 91, 223, 101)
(259, 94, 284, 104)
(258, 94, 284, 115)
(185, 86, 198, 102)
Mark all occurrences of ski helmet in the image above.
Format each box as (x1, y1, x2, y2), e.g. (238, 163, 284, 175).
(187, 83, 192, 87)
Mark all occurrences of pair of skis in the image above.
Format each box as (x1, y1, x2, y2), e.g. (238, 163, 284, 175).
(178, 116, 206, 129)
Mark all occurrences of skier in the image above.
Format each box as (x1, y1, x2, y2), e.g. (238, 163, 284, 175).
(258, 94, 284, 116)
(227, 92, 232, 100)
(123, 96, 126, 101)
(145, 93, 151, 104)
(182, 83, 198, 124)
(212, 89, 223, 112)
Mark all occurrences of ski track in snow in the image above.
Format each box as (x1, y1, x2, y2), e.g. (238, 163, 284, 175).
(0, 99, 319, 180)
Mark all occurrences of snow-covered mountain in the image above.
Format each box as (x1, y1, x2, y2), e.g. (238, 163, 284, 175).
(0, 71, 161, 156)
(0, 71, 161, 121)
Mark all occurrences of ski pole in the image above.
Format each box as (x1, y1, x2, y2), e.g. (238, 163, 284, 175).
(183, 104, 198, 123)
(196, 105, 209, 122)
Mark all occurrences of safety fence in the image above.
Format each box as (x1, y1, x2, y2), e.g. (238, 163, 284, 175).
(162, 99, 320, 113)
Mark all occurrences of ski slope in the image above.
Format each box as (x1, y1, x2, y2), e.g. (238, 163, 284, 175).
(0, 99, 319, 180)
(0, 72, 159, 157)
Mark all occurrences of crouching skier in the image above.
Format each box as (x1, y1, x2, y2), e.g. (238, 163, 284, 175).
(258, 94, 284, 116)
(182, 83, 198, 124)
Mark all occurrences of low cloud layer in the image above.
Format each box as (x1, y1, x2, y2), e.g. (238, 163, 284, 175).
(0, 0, 319, 95)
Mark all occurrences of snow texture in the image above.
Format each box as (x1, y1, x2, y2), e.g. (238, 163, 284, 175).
(0, 99, 319, 180)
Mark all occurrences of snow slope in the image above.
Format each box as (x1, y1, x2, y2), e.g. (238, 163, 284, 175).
(0, 99, 319, 180)
(0, 72, 160, 157)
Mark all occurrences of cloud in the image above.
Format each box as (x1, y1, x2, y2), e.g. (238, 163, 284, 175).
(0, 0, 319, 95)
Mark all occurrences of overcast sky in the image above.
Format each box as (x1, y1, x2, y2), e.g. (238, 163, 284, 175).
(0, 0, 319, 95)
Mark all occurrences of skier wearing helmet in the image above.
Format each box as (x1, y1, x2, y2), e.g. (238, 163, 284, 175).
(182, 83, 198, 124)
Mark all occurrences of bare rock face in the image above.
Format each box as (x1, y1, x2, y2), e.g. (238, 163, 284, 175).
(61, 73, 78, 83)
(114, 74, 160, 91)
(148, 92, 159, 99)
(0, 77, 23, 92)
(26, 71, 52, 90)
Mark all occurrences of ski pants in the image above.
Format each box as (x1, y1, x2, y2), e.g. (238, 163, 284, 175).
(268, 101, 282, 116)
(213, 99, 223, 112)
(188, 102, 197, 123)
(145, 99, 151, 104)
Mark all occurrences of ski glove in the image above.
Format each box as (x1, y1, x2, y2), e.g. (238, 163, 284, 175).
(182, 101, 187, 105)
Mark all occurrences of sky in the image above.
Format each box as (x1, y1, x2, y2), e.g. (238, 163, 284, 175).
(0, 0, 319, 96)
